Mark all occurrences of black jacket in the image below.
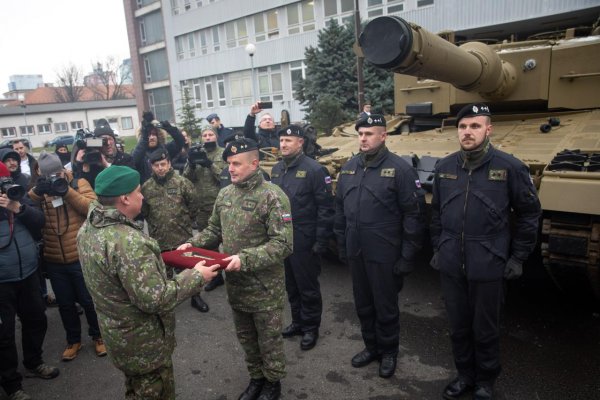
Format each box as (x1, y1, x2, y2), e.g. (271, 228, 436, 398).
(132, 130, 184, 184)
(244, 115, 279, 150)
(430, 145, 541, 281)
(271, 153, 334, 250)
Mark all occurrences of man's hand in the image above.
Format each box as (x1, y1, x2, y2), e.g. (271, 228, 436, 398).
(196, 158, 212, 168)
(504, 257, 523, 280)
(33, 177, 51, 196)
(177, 243, 192, 250)
(429, 251, 439, 270)
(192, 260, 220, 282)
(223, 255, 241, 272)
(0, 194, 20, 213)
(75, 149, 86, 162)
(161, 120, 179, 136)
(250, 101, 262, 116)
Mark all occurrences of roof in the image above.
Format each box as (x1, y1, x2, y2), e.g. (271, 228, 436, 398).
(3, 85, 135, 106)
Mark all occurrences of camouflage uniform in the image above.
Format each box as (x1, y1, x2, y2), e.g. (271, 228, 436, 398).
(141, 168, 198, 251)
(182, 146, 226, 230)
(190, 169, 293, 382)
(77, 202, 205, 399)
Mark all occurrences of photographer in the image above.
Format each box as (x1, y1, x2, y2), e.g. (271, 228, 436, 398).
(132, 111, 184, 184)
(28, 152, 106, 362)
(244, 101, 279, 152)
(1, 162, 59, 400)
(1, 148, 30, 187)
(171, 130, 191, 174)
(93, 119, 134, 168)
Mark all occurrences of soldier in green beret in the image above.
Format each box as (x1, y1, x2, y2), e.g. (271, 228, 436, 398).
(77, 165, 219, 400)
(179, 138, 293, 400)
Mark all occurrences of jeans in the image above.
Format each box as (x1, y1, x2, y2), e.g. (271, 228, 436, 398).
(0, 271, 47, 395)
(45, 261, 101, 344)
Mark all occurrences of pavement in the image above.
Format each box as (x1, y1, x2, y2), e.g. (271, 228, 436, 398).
(7, 255, 600, 400)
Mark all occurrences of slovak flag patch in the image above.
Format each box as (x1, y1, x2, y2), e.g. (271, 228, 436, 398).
(282, 213, 293, 223)
(325, 176, 332, 184)
(415, 180, 422, 188)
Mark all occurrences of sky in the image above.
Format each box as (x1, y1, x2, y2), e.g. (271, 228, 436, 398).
(0, 0, 131, 98)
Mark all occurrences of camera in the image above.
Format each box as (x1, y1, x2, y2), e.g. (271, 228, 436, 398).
(188, 143, 209, 165)
(258, 101, 272, 109)
(42, 174, 69, 197)
(76, 137, 107, 165)
(0, 177, 25, 201)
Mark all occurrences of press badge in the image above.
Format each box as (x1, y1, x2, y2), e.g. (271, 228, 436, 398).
(51, 197, 64, 208)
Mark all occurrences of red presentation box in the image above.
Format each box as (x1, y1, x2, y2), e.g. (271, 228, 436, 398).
(162, 247, 230, 270)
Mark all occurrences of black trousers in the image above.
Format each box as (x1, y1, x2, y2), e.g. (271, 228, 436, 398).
(440, 273, 504, 386)
(349, 256, 400, 355)
(284, 249, 322, 332)
(0, 270, 48, 395)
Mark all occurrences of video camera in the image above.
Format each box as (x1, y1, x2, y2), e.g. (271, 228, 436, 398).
(75, 129, 107, 165)
(0, 177, 25, 201)
(188, 143, 209, 165)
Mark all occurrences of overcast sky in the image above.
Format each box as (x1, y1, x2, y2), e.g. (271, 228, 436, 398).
(0, 0, 130, 98)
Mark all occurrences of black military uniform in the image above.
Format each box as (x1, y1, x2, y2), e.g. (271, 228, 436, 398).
(334, 114, 425, 377)
(271, 125, 334, 350)
(430, 103, 541, 399)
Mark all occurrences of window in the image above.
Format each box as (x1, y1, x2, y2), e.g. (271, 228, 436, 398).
(71, 121, 83, 130)
(140, 20, 147, 46)
(225, 18, 248, 48)
(171, 0, 180, 15)
(212, 26, 220, 52)
(388, 0, 404, 13)
(193, 80, 203, 108)
(37, 124, 51, 134)
(230, 71, 252, 106)
(217, 75, 226, 106)
(205, 81, 214, 108)
(148, 87, 174, 122)
(258, 65, 283, 101)
(341, 0, 353, 12)
(199, 30, 208, 54)
(417, 0, 434, 6)
(290, 60, 306, 93)
(143, 50, 169, 82)
(121, 117, 133, 130)
(367, 0, 384, 17)
(184, 0, 191, 11)
(1, 127, 16, 138)
(188, 33, 196, 57)
(254, 10, 279, 42)
(287, 1, 315, 35)
(324, 0, 337, 16)
(19, 126, 34, 135)
(176, 36, 185, 59)
(54, 122, 68, 133)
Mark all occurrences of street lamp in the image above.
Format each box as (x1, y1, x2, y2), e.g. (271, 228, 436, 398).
(18, 94, 28, 133)
(245, 43, 258, 101)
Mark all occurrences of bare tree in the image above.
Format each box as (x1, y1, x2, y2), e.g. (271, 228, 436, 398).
(85, 56, 132, 100)
(54, 63, 85, 102)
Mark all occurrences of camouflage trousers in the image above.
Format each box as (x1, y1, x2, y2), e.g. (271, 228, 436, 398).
(232, 308, 286, 382)
(124, 359, 175, 400)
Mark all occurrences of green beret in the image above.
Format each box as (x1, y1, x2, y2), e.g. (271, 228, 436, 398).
(95, 166, 140, 196)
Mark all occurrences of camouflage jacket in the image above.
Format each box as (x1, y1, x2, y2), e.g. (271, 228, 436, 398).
(77, 202, 204, 375)
(141, 168, 197, 251)
(190, 169, 293, 312)
(183, 146, 226, 210)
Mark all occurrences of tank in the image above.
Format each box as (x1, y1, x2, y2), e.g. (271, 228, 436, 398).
(318, 16, 600, 301)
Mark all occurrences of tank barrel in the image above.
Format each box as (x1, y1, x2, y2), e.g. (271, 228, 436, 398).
(359, 16, 517, 99)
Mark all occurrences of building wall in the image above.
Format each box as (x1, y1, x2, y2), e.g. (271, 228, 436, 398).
(124, 0, 599, 127)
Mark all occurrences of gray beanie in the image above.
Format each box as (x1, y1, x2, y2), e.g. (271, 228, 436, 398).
(38, 151, 64, 176)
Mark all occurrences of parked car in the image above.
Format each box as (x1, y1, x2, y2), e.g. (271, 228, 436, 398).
(46, 135, 75, 147)
(0, 138, 31, 149)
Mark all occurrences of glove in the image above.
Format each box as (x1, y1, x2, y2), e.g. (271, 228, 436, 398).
(504, 257, 523, 280)
(430, 251, 439, 270)
(142, 111, 155, 124)
(33, 177, 51, 196)
(311, 242, 328, 256)
(393, 257, 415, 277)
(161, 120, 179, 136)
(197, 158, 213, 168)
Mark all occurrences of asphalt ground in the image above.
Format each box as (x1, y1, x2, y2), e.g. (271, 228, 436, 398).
(6, 255, 600, 400)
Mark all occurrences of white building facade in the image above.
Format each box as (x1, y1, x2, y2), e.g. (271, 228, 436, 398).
(125, 0, 600, 127)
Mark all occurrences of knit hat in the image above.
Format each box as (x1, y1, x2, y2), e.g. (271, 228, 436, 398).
(0, 162, 10, 177)
(95, 166, 140, 196)
(38, 151, 64, 177)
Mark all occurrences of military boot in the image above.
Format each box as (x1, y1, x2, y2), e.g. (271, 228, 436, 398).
(204, 272, 225, 291)
(191, 294, 209, 312)
(238, 378, 265, 400)
(256, 380, 281, 400)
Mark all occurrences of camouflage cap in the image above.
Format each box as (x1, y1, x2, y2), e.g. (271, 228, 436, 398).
(277, 124, 304, 138)
(222, 138, 258, 161)
(95, 166, 140, 196)
(355, 114, 386, 131)
(455, 103, 491, 127)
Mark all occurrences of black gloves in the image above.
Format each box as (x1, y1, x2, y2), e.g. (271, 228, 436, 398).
(393, 257, 415, 277)
(504, 257, 523, 280)
(160, 120, 179, 136)
(33, 177, 51, 196)
(311, 242, 328, 256)
(141, 111, 155, 139)
(430, 251, 439, 270)
(196, 158, 213, 168)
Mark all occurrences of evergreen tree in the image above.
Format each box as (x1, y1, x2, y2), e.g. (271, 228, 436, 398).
(294, 20, 394, 133)
(177, 88, 203, 139)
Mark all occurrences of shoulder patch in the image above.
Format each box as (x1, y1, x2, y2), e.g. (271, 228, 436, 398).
(282, 213, 293, 223)
(488, 169, 507, 181)
(438, 173, 457, 180)
(381, 168, 395, 178)
(340, 169, 355, 175)
(296, 170, 307, 178)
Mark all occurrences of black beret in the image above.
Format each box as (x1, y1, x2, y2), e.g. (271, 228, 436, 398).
(277, 124, 304, 138)
(355, 114, 386, 131)
(148, 147, 169, 163)
(455, 103, 491, 127)
(222, 138, 258, 161)
(93, 118, 115, 138)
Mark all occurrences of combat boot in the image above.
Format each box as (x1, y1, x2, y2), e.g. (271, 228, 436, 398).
(256, 380, 281, 400)
(204, 272, 224, 291)
(191, 294, 209, 312)
(238, 378, 265, 400)
(281, 322, 302, 338)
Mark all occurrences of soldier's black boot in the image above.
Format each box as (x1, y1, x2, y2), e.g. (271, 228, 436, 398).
(281, 322, 302, 338)
(300, 330, 319, 350)
(204, 272, 224, 291)
(378, 353, 397, 378)
(256, 380, 281, 400)
(238, 378, 265, 400)
(191, 294, 209, 312)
